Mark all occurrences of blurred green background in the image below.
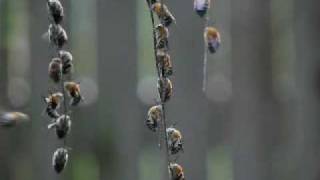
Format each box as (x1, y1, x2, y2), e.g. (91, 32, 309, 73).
(0, 0, 319, 180)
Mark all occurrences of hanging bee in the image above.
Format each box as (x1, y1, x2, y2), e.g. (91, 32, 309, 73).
(48, 57, 62, 83)
(43, 92, 63, 119)
(58, 50, 73, 75)
(152, 3, 176, 27)
(194, 0, 210, 17)
(149, 0, 158, 5)
(155, 24, 169, 50)
(157, 51, 173, 77)
(52, 147, 69, 173)
(48, 115, 71, 139)
(146, 105, 162, 132)
(64, 82, 83, 106)
(0, 112, 30, 127)
(167, 127, 183, 155)
(47, 0, 64, 24)
(158, 78, 173, 103)
(204, 26, 221, 53)
(169, 163, 185, 180)
(48, 24, 68, 48)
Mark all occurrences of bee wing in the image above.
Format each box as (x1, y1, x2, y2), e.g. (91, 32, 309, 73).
(0, 112, 30, 127)
(0, 114, 15, 127)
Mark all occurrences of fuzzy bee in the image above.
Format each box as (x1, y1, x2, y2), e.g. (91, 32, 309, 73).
(152, 3, 176, 27)
(47, 0, 64, 24)
(146, 105, 162, 132)
(64, 82, 83, 106)
(169, 163, 185, 180)
(204, 27, 221, 53)
(157, 51, 173, 77)
(52, 147, 69, 173)
(58, 50, 73, 74)
(194, 0, 210, 17)
(167, 127, 183, 155)
(48, 115, 71, 139)
(155, 24, 169, 50)
(43, 92, 63, 119)
(0, 112, 30, 127)
(158, 78, 173, 103)
(48, 24, 68, 48)
(48, 57, 62, 83)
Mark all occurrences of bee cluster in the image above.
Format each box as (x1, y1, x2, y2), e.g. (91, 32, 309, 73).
(145, 0, 185, 179)
(45, 0, 83, 174)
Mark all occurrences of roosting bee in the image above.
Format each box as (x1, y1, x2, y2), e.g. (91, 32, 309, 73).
(64, 82, 83, 106)
(152, 3, 176, 27)
(157, 50, 173, 77)
(47, 0, 64, 24)
(52, 147, 69, 173)
(155, 24, 169, 50)
(0, 112, 30, 127)
(158, 77, 173, 103)
(146, 105, 162, 132)
(58, 50, 73, 74)
(194, 0, 210, 17)
(167, 127, 183, 155)
(48, 115, 71, 139)
(48, 24, 68, 48)
(204, 26, 221, 53)
(48, 57, 62, 83)
(169, 163, 185, 180)
(44, 92, 63, 119)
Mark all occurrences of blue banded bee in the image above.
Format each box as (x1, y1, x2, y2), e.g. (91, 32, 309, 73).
(155, 24, 169, 50)
(167, 127, 183, 155)
(157, 51, 173, 77)
(47, 0, 64, 24)
(48, 58, 62, 83)
(52, 147, 69, 173)
(64, 82, 83, 106)
(194, 0, 210, 17)
(204, 27, 221, 53)
(0, 112, 29, 127)
(48, 24, 68, 48)
(44, 92, 63, 119)
(48, 115, 71, 139)
(58, 50, 73, 74)
(169, 163, 185, 180)
(152, 3, 176, 27)
(158, 78, 173, 103)
(146, 105, 162, 132)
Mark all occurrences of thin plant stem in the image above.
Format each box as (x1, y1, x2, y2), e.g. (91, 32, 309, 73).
(203, 15, 209, 92)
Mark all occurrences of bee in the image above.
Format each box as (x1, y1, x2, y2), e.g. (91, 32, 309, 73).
(64, 82, 83, 106)
(43, 92, 63, 119)
(48, 57, 62, 83)
(194, 0, 210, 17)
(168, 163, 185, 180)
(146, 105, 162, 132)
(167, 127, 183, 155)
(152, 3, 176, 27)
(47, 0, 64, 24)
(0, 112, 30, 127)
(48, 115, 71, 139)
(48, 24, 68, 48)
(58, 50, 73, 74)
(158, 78, 173, 103)
(52, 147, 69, 173)
(157, 50, 173, 77)
(155, 24, 169, 50)
(204, 27, 221, 53)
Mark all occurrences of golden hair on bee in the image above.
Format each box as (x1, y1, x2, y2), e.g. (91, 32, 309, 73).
(58, 50, 73, 74)
(146, 105, 162, 132)
(64, 81, 83, 106)
(169, 163, 185, 180)
(44, 92, 63, 109)
(152, 3, 176, 27)
(167, 127, 183, 155)
(0, 112, 30, 127)
(155, 24, 169, 50)
(157, 50, 173, 77)
(204, 26, 221, 53)
(48, 58, 62, 83)
(158, 77, 173, 103)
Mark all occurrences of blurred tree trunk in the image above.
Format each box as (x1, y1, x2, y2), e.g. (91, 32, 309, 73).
(97, 0, 141, 179)
(231, 0, 280, 180)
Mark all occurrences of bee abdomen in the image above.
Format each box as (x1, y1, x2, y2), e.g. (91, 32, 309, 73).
(47, 0, 64, 24)
(46, 108, 60, 119)
(52, 148, 68, 173)
(70, 95, 82, 106)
